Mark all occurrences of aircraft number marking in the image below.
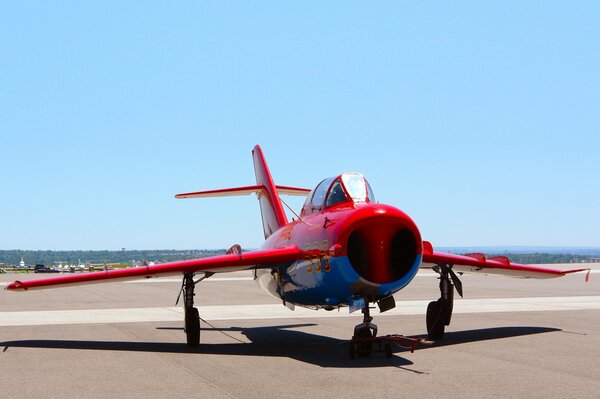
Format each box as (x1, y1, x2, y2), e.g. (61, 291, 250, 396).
(304, 240, 331, 274)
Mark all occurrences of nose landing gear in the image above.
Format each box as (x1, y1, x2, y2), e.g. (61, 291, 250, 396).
(349, 300, 428, 359)
(349, 305, 378, 358)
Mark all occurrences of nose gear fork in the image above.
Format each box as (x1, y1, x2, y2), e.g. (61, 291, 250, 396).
(348, 299, 428, 359)
(349, 301, 378, 358)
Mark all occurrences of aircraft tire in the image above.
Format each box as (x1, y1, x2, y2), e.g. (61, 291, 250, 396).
(185, 307, 200, 346)
(355, 327, 373, 358)
(426, 301, 445, 340)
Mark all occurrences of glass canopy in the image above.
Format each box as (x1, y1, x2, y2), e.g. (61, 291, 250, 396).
(300, 172, 375, 216)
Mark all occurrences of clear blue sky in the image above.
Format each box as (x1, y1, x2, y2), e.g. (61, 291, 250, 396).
(1, 2, 599, 250)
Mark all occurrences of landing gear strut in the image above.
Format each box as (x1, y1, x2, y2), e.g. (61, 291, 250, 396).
(183, 272, 200, 346)
(349, 304, 378, 358)
(176, 272, 214, 346)
(348, 300, 427, 359)
(427, 264, 463, 340)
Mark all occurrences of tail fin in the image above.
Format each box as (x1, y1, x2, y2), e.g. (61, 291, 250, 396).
(175, 145, 312, 239)
(252, 145, 288, 238)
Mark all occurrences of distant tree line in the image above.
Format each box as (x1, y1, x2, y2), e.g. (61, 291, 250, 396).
(0, 249, 227, 266)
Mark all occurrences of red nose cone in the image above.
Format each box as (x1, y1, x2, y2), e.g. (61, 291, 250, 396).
(342, 204, 422, 284)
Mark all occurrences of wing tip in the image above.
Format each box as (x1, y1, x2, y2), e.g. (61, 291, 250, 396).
(5, 280, 26, 291)
(562, 268, 591, 282)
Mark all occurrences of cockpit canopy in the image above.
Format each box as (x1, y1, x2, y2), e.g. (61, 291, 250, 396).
(300, 172, 376, 216)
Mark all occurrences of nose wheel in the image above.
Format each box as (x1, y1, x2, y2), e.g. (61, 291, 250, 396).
(350, 305, 378, 358)
(349, 300, 427, 359)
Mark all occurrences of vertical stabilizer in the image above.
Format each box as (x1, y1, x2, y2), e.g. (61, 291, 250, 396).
(252, 145, 288, 238)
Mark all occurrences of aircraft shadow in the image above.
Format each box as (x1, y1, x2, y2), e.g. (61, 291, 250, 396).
(404, 326, 561, 352)
(1, 325, 560, 369)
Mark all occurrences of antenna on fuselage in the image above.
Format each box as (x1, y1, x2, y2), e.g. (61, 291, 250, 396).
(279, 196, 315, 226)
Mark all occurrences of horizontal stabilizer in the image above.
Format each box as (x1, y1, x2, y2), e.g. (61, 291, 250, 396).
(276, 185, 313, 196)
(175, 185, 311, 199)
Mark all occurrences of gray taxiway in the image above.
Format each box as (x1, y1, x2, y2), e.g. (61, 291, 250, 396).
(1, 264, 600, 398)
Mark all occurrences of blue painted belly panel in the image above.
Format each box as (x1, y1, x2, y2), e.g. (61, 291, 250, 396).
(263, 254, 421, 308)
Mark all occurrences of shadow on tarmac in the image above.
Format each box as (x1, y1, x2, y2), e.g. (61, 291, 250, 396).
(1, 325, 560, 369)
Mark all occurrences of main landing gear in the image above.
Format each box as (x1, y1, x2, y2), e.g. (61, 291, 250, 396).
(349, 302, 426, 359)
(183, 272, 200, 346)
(176, 271, 214, 347)
(426, 264, 463, 340)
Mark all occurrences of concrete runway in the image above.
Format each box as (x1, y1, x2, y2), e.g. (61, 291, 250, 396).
(2, 264, 600, 398)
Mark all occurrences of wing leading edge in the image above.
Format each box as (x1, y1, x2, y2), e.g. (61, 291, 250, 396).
(421, 241, 590, 279)
(5, 246, 302, 291)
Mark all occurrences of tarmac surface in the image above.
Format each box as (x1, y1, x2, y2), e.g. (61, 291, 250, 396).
(2, 264, 600, 398)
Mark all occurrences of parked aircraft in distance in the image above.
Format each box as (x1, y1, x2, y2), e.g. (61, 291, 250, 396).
(6, 145, 590, 357)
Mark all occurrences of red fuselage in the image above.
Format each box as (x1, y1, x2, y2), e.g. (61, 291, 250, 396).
(256, 200, 423, 309)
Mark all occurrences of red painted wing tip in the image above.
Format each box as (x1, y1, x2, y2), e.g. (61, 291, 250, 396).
(561, 268, 591, 281)
(5, 280, 25, 291)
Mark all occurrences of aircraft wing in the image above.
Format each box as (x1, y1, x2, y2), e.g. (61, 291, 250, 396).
(421, 241, 590, 279)
(5, 246, 302, 291)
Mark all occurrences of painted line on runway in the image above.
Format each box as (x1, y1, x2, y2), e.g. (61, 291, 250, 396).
(1, 296, 600, 327)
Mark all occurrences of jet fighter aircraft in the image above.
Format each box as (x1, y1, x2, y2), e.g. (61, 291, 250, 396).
(6, 145, 589, 356)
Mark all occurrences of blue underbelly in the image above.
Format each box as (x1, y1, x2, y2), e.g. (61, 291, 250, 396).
(262, 255, 420, 308)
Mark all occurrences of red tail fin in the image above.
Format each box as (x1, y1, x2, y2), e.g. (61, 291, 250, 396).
(175, 146, 308, 239)
(252, 145, 288, 238)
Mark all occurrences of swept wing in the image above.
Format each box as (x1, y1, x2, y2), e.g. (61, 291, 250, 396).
(421, 241, 589, 279)
(5, 246, 302, 291)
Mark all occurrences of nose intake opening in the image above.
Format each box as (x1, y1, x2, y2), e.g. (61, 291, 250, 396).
(347, 220, 418, 284)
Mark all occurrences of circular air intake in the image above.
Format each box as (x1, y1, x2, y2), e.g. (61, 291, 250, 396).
(347, 218, 418, 284)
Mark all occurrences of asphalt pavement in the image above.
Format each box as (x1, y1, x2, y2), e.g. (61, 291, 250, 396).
(1, 265, 599, 399)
